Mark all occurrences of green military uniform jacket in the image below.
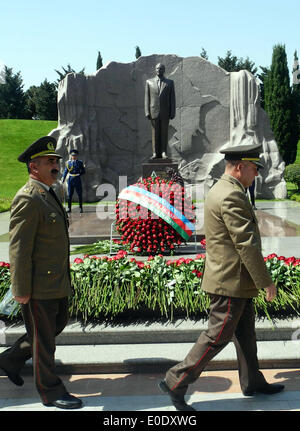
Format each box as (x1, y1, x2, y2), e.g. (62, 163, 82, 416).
(9, 179, 72, 299)
(201, 174, 272, 298)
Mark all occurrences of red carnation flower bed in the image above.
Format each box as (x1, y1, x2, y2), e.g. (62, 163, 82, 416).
(115, 176, 196, 255)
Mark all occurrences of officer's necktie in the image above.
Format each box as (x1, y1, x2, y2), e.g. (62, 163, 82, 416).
(49, 187, 64, 210)
(49, 187, 69, 229)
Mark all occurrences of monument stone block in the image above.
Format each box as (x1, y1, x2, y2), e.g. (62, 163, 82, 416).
(49, 55, 286, 201)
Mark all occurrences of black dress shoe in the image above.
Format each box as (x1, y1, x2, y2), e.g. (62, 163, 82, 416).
(0, 365, 24, 386)
(44, 393, 83, 409)
(158, 380, 196, 411)
(243, 383, 284, 396)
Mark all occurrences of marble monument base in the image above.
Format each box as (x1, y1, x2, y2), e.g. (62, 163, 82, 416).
(142, 158, 178, 180)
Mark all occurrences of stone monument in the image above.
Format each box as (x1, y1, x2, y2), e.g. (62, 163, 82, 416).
(49, 55, 286, 201)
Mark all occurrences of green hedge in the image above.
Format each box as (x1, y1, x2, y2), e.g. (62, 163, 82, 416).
(284, 164, 300, 191)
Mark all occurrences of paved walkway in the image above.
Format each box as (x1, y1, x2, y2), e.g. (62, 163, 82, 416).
(1, 369, 300, 411)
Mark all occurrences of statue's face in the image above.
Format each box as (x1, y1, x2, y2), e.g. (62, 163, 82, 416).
(156, 64, 165, 77)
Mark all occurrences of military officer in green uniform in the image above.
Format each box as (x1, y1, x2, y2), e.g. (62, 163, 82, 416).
(159, 144, 284, 411)
(0, 136, 82, 409)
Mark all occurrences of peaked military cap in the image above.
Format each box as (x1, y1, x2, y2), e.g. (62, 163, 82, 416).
(220, 143, 264, 168)
(70, 149, 79, 155)
(18, 136, 62, 163)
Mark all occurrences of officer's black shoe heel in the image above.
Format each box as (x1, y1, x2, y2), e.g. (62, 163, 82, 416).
(243, 383, 284, 396)
(0, 365, 24, 387)
(158, 379, 196, 411)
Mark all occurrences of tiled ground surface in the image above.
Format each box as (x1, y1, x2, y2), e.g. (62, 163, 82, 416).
(0, 369, 299, 411)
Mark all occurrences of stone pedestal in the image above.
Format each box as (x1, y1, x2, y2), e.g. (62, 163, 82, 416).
(142, 158, 178, 179)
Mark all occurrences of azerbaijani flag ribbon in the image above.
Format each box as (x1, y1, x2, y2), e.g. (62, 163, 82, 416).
(118, 185, 195, 241)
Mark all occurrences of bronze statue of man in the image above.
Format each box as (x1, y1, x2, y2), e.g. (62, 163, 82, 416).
(145, 63, 176, 159)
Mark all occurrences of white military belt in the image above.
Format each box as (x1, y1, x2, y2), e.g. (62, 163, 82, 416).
(69, 173, 80, 177)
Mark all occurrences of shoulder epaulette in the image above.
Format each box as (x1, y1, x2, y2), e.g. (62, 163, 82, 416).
(22, 185, 34, 194)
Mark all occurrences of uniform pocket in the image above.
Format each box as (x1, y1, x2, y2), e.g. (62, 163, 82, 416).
(47, 212, 58, 224)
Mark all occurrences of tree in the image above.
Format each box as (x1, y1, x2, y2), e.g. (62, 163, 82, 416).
(264, 44, 298, 165)
(257, 66, 270, 108)
(96, 51, 103, 70)
(218, 50, 238, 71)
(24, 80, 58, 120)
(291, 50, 300, 153)
(36, 80, 57, 120)
(24, 85, 38, 119)
(218, 50, 257, 75)
(0, 66, 26, 118)
(292, 50, 300, 85)
(54, 63, 85, 88)
(200, 47, 208, 60)
(135, 46, 142, 59)
(0, 64, 5, 84)
(238, 57, 257, 75)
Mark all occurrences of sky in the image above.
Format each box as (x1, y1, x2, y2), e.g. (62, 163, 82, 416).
(0, 0, 299, 90)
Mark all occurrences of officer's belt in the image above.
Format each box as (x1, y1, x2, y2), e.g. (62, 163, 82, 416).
(69, 173, 80, 177)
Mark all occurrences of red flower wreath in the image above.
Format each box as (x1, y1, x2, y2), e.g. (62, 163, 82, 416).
(115, 176, 196, 255)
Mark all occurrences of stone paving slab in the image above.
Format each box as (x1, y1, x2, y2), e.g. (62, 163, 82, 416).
(0, 369, 299, 411)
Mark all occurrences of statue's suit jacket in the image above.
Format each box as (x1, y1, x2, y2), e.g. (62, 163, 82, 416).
(9, 179, 72, 299)
(201, 174, 272, 298)
(145, 76, 176, 120)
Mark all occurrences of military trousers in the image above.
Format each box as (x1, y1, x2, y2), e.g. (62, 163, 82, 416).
(0, 297, 69, 404)
(67, 177, 83, 208)
(165, 294, 267, 398)
(151, 116, 169, 157)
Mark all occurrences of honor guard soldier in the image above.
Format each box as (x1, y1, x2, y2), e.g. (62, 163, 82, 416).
(62, 149, 85, 213)
(159, 143, 284, 411)
(0, 136, 82, 409)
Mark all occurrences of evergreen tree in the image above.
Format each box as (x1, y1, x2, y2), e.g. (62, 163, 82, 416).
(36, 80, 57, 120)
(264, 44, 298, 165)
(238, 57, 257, 75)
(135, 46, 142, 59)
(96, 51, 103, 70)
(54, 64, 85, 88)
(257, 66, 270, 109)
(200, 47, 208, 60)
(218, 50, 238, 71)
(218, 50, 257, 75)
(24, 85, 39, 119)
(24, 80, 58, 120)
(292, 50, 300, 85)
(291, 50, 300, 153)
(0, 66, 26, 118)
(0, 64, 5, 84)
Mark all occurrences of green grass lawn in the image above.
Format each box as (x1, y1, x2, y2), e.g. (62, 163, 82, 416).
(0, 119, 57, 209)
